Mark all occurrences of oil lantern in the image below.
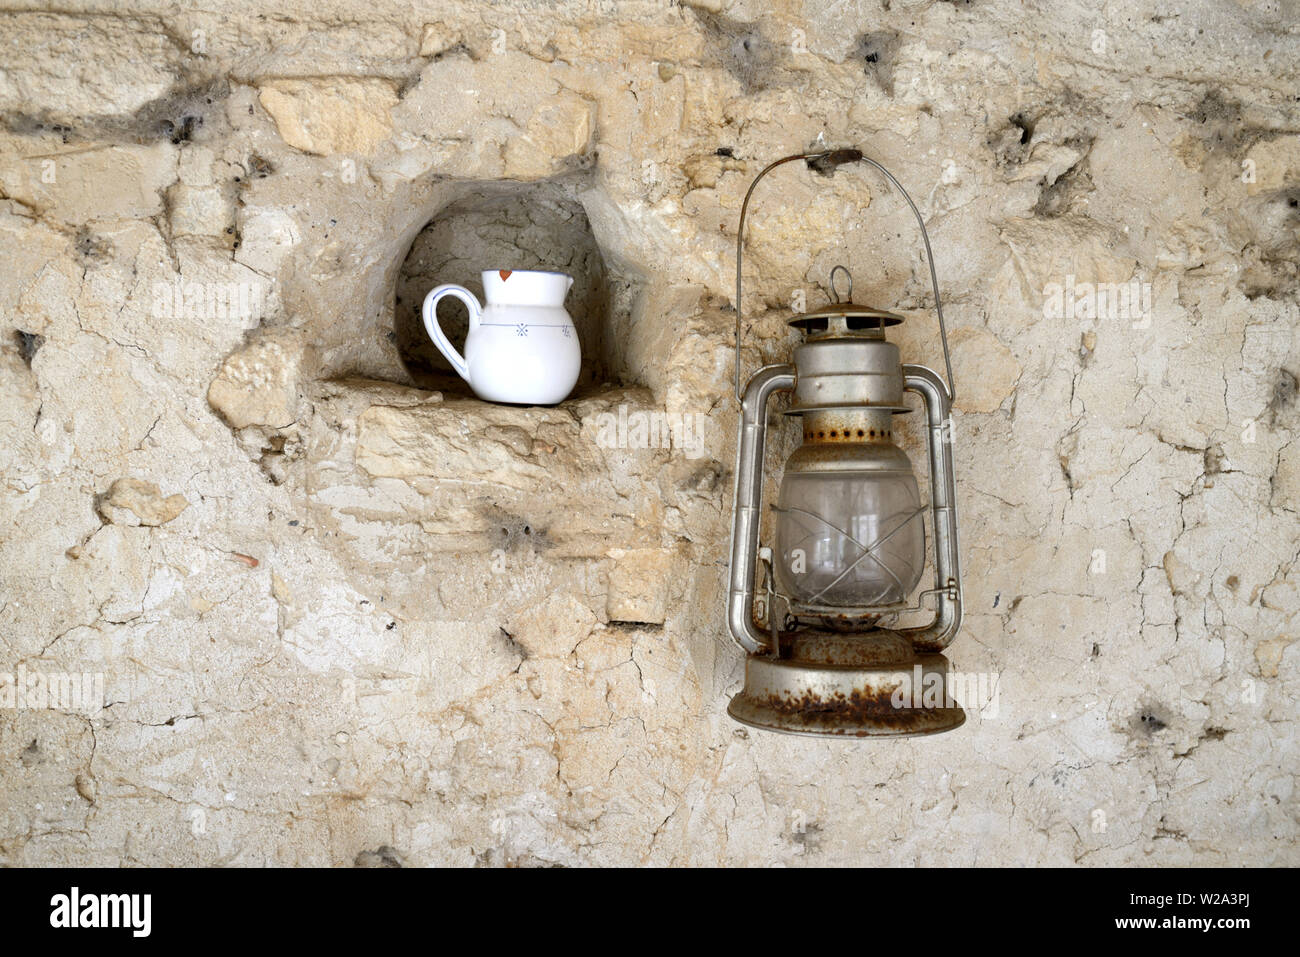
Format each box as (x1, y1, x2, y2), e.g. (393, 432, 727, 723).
(726, 149, 965, 737)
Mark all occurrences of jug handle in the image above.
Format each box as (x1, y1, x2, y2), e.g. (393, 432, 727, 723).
(422, 284, 481, 382)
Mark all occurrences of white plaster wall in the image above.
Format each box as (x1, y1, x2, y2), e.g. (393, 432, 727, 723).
(0, 0, 1296, 865)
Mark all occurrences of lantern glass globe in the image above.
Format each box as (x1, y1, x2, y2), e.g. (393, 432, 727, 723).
(774, 469, 926, 609)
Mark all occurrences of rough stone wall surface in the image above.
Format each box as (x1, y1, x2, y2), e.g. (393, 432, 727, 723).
(0, 0, 1296, 866)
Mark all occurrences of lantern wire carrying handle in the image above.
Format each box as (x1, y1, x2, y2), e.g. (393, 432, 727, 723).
(733, 149, 956, 404)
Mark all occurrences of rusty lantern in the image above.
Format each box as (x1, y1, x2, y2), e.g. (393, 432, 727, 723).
(726, 149, 965, 737)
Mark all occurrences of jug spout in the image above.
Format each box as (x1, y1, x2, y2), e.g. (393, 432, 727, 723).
(481, 269, 573, 306)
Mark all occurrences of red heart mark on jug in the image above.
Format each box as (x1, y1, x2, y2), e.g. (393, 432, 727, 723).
(499, 270, 512, 281)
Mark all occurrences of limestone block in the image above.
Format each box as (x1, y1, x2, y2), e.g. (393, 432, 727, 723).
(355, 403, 556, 491)
(386, 54, 595, 183)
(1162, 549, 1201, 599)
(502, 93, 596, 179)
(994, 217, 1138, 312)
(167, 184, 230, 238)
(258, 78, 399, 156)
(177, 146, 218, 188)
(605, 547, 675, 624)
(1255, 638, 1292, 678)
(347, 391, 677, 552)
(235, 207, 302, 275)
(1243, 135, 1300, 196)
(208, 332, 305, 430)
(0, 13, 182, 119)
(949, 327, 1021, 413)
(0, 144, 177, 224)
(97, 478, 189, 527)
(506, 594, 599, 659)
(419, 22, 462, 57)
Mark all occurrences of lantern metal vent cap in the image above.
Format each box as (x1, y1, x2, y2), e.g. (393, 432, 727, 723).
(789, 266, 905, 338)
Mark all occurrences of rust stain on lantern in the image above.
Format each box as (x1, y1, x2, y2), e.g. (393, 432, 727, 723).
(758, 690, 960, 736)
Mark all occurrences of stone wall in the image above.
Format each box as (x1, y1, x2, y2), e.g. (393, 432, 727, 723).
(0, 0, 1296, 865)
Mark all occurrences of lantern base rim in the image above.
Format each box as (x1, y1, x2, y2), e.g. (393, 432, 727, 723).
(727, 646, 966, 739)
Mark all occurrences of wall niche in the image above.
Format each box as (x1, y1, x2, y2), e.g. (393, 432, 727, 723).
(393, 180, 620, 395)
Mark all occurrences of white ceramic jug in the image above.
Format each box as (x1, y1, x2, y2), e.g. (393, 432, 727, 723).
(422, 270, 581, 405)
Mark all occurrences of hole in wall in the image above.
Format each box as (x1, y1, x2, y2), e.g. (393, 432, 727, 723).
(852, 31, 901, 95)
(393, 181, 615, 395)
(14, 330, 43, 366)
(1010, 112, 1035, 144)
